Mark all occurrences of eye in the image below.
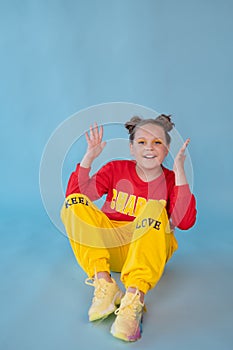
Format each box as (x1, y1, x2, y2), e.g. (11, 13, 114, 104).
(137, 139, 145, 145)
(154, 139, 162, 145)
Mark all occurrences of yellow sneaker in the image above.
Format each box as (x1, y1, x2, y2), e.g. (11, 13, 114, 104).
(85, 277, 124, 322)
(110, 290, 144, 342)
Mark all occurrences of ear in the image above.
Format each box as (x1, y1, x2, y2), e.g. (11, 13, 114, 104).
(129, 142, 134, 157)
(165, 143, 170, 156)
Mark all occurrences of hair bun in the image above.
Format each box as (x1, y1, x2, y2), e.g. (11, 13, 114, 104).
(155, 114, 174, 132)
(124, 116, 143, 134)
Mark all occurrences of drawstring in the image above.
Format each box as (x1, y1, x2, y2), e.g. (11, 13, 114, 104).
(114, 289, 146, 318)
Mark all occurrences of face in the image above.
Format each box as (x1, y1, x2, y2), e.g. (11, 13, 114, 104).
(130, 123, 169, 172)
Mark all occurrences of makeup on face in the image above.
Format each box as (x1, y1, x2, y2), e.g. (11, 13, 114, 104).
(136, 138, 163, 146)
(130, 124, 169, 165)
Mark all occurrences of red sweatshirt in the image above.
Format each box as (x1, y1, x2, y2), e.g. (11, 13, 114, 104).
(66, 160, 196, 230)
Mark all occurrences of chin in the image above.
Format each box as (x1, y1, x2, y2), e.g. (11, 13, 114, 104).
(142, 160, 161, 167)
(141, 164, 160, 171)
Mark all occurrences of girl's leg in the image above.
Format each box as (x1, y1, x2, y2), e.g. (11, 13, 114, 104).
(121, 199, 178, 294)
(111, 200, 178, 342)
(60, 193, 126, 321)
(61, 193, 120, 277)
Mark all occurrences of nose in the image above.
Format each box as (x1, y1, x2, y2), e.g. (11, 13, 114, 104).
(145, 142, 153, 150)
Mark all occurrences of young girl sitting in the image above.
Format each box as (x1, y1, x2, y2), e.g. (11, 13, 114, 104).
(61, 114, 197, 342)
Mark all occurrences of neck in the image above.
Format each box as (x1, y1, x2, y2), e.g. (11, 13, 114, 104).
(136, 164, 163, 182)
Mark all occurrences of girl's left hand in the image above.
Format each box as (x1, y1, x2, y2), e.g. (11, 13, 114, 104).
(173, 138, 190, 173)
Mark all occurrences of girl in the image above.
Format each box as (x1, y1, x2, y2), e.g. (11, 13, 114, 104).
(61, 115, 197, 342)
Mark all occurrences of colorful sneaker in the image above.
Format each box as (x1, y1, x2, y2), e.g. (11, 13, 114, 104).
(110, 290, 144, 342)
(85, 277, 124, 322)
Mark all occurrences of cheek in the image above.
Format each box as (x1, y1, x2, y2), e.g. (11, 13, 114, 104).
(129, 144, 135, 156)
(162, 146, 169, 157)
(130, 145, 141, 158)
(165, 144, 170, 154)
(158, 145, 168, 159)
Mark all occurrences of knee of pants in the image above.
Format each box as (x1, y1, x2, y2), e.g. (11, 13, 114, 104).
(61, 193, 110, 230)
(61, 193, 131, 249)
(62, 193, 97, 220)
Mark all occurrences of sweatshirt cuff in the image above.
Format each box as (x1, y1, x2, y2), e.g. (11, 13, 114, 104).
(173, 184, 192, 196)
(76, 163, 91, 174)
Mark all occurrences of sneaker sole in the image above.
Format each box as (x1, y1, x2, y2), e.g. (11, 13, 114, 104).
(89, 290, 124, 322)
(110, 323, 142, 342)
(110, 316, 143, 342)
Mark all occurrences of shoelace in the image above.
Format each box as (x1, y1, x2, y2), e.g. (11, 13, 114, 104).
(85, 277, 108, 303)
(115, 290, 144, 320)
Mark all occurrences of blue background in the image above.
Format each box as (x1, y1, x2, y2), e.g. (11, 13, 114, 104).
(0, 1, 233, 349)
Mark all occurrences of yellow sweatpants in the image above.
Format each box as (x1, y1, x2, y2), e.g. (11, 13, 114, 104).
(61, 193, 178, 294)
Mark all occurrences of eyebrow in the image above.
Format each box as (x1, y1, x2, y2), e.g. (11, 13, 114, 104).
(135, 137, 163, 140)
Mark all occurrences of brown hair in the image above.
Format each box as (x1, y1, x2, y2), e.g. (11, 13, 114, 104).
(125, 114, 174, 144)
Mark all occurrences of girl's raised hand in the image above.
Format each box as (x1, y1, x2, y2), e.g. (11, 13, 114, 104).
(173, 138, 190, 185)
(173, 138, 190, 172)
(84, 122, 106, 162)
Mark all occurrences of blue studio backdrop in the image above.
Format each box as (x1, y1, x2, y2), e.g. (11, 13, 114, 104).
(0, 1, 233, 350)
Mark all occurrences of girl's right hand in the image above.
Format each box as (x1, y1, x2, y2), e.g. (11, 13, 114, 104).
(81, 122, 106, 167)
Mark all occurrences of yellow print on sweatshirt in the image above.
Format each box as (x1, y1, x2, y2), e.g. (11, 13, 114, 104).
(110, 189, 147, 217)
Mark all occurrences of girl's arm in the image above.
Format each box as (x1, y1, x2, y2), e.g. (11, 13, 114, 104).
(169, 184, 197, 230)
(80, 122, 106, 168)
(169, 138, 197, 229)
(66, 123, 108, 199)
(173, 138, 190, 186)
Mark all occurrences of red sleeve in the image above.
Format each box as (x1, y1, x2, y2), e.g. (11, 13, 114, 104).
(65, 163, 111, 200)
(168, 184, 197, 230)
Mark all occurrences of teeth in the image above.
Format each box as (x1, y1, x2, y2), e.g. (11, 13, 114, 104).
(144, 156, 156, 159)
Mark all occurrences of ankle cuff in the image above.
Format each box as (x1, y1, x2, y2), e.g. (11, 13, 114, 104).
(124, 279, 150, 294)
(87, 258, 110, 278)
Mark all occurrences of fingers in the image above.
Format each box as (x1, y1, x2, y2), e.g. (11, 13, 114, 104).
(99, 125, 103, 141)
(85, 131, 91, 144)
(180, 138, 190, 153)
(184, 138, 190, 147)
(89, 123, 96, 140)
(173, 138, 190, 174)
(93, 122, 99, 139)
(87, 122, 104, 142)
(101, 141, 107, 150)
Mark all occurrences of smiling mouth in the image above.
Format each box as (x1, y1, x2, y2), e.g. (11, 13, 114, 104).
(143, 155, 157, 159)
